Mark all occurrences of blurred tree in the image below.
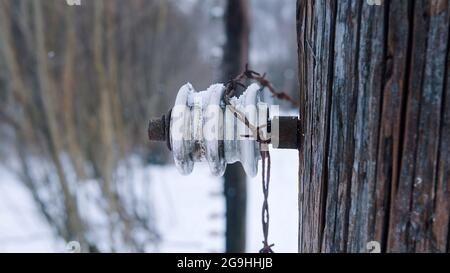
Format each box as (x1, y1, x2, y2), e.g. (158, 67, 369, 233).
(0, 0, 213, 252)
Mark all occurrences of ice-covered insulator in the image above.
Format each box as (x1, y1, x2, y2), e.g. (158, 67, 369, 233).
(148, 83, 300, 177)
(171, 82, 268, 177)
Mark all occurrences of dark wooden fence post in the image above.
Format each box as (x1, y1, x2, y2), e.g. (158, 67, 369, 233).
(297, 0, 449, 253)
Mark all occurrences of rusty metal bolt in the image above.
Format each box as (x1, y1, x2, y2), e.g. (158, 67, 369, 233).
(271, 116, 300, 150)
(148, 113, 300, 150)
(148, 110, 172, 150)
(147, 115, 166, 142)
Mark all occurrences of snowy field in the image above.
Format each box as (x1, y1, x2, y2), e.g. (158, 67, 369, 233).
(0, 149, 298, 253)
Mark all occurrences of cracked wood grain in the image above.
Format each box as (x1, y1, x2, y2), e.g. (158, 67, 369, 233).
(297, 0, 450, 253)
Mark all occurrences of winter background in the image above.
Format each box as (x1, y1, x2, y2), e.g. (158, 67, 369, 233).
(0, 0, 299, 252)
(0, 149, 298, 252)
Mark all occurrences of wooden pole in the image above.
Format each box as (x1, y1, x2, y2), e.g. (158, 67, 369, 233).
(297, 0, 449, 253)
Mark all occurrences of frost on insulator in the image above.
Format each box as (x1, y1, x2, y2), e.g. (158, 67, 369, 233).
(170, 82, 265, 178)
(171, 83, 195, 175)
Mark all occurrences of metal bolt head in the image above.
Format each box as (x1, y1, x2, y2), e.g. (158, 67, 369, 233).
(148, 115, 167, 142)
(271, 116, 300, 150)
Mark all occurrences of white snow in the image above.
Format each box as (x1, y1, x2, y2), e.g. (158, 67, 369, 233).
(0, 169, 65, 252)
(0, 149, 298, 253)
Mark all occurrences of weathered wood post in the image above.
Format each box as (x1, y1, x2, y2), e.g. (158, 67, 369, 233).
(297, 0, 449, 253)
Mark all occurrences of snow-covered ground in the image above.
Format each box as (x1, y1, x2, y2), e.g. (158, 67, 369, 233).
(0, 149, 298, 253)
